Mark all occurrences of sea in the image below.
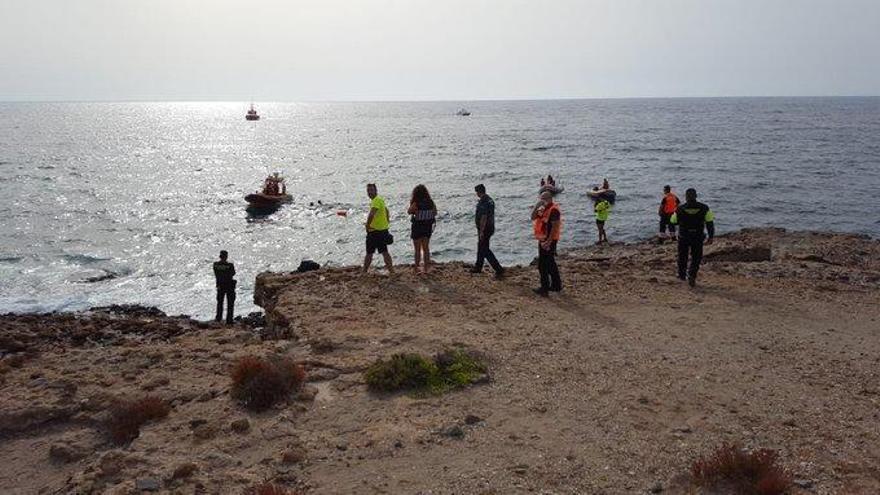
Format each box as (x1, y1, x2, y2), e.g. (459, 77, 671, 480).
(1, 98, 878, 318)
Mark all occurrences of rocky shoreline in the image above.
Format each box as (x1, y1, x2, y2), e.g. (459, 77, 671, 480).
(2, 228, 879, 494)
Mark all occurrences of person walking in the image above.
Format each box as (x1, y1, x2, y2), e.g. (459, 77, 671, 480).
(671, 188, 715, 287)
(407, 184, 437, 275)
(213, 250, 236, 324)
(658, 185, 680, 241)
(593, 188, 610, 244)
(362, 183, 395, 275)
(531, 191, 562, 296)
(470, 184, 504, 278)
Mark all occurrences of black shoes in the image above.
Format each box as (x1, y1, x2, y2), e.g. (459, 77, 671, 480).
(533, 287, 549, 297)
(468, 268, 482, 274)
(494, 268, 506, 279)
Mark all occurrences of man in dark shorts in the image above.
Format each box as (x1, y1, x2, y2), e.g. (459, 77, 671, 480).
(658, 185, 680, 241)
(670, 188, 715, 287)
(362, 183, 395, 275)
(470, 184, 505, 278)
(213, 250, 236, 324)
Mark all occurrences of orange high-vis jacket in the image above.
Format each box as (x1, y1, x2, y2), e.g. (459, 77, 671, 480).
(533, 203, 562, 241)
(661, 193, 680, 215)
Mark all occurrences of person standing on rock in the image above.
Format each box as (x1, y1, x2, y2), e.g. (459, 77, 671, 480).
(658, 185, 680, 242)
(363, 183, 395, 275)
(213, 250, 236, 324)
(670, 188, 715, 287)
(470, 184, 505, 278)
(593, 187, 610, 244)
(407, 184, 437, 275)
(531, 191, 562, 296)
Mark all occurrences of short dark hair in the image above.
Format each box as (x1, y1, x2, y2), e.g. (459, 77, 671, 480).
(219, 250, 228, 259)
(366, 183, 377, 190)
(474, 184, 486, 194)
(685, 188, 697, 199)
(663, 185, 671, 192)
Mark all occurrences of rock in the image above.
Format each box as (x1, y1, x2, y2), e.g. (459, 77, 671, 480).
(441, 425, 465, 439)
(298, 385, 318, 401)
(281, 447, 306, 464)
(49, 443, 85, 463)
(649, 481, 664, 493)
(793, 479, 814, 489)
(98, 451, 128, 477)
(171, 462, 198, 480)
(335, 441, 348, 451)
(311, 338, 337, 354)
(192, 424, 218, 440)
(189, 418, 208, 429)
(142, 376, 170, 391)
(135, 478, 161, 491)
(235, 312, 266, 328)
(511, 464, 529, 475)
(464, 414, 483, 425)
(229, 418, 250, 433)
(393, 439, 403, 449)
(306, 367, 340, 382)
(296, 260, 321, 273)
(704, 245, 771, 263)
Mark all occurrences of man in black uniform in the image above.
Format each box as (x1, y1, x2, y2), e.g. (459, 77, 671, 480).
(213, 250, 236, 323)
(470, 184, 505, 278)
(670, 188, 715, 287)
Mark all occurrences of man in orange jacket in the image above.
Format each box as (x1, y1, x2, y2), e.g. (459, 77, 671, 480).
(531, 191, 562, 296)
(658, 185, 680, 241)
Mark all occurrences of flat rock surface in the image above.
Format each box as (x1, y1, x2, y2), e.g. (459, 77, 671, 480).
(2, 228, 879, 494)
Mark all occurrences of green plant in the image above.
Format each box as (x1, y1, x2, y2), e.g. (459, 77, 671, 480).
(106, 396, 170, 445)
(691, 443, 792, 495)
(364, 349, 487, 394)
(231, 355, 305, 411)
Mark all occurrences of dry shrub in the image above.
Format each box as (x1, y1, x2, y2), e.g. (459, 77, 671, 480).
(691, 443, 792, 495)
(106, 395, 170, 445)
(243, 482, 298, 495)
(231, 355, 305, 411)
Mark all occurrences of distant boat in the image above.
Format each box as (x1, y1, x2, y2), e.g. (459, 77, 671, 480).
(245, 103, 260, 121)
(456, 108, 471, 116)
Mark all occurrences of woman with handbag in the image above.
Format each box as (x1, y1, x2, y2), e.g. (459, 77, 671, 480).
(407, 184, 437, 275)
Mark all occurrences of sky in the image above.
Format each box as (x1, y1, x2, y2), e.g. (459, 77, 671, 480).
(1, 0, 879, 101)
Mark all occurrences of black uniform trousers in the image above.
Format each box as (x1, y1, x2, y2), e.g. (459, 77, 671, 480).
(475, 234, 503, 274)
(538, 241, 561, 291)
(677, 232, 704, 281)
(216, 284, 235, 323)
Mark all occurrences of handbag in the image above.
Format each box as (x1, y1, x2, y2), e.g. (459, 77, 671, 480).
(385, 231, 394, 245)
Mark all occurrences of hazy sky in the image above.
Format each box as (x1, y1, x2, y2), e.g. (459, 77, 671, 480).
(2, 0, 879, 101)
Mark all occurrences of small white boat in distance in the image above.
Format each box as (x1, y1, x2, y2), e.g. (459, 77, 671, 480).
(456, 108, 471, 116)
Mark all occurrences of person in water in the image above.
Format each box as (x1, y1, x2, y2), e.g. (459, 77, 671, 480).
(602, 178, 610, 190)
(408, 184, 437, 275)
(658, 185, 680, 241)
(470, 184, 505, 278)
(531, 191, 562, 296)
(547, 175, 556, 186)
(593, 187, 610, 244)
(670, 188, 715, 287)
(363, 183, 394, 275)
(213, 250, 236, 324)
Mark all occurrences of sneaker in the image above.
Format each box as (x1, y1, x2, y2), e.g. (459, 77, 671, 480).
(533, 287, 549, 297)
(494, 268, 506, 279)
(468, 268, 482, 274)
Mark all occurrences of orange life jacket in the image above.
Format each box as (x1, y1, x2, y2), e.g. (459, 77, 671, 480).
(662, 193, 679, 215)
(533, 203, 562, 241)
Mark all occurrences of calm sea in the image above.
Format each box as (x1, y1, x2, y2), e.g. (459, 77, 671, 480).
(1, 98, 878, 317)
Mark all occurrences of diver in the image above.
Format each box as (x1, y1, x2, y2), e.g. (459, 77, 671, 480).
(670, 188, 715, 287)
(213, 250, 236, 324)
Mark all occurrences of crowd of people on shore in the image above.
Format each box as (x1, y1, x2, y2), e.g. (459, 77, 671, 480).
(212, 179, 715, 322)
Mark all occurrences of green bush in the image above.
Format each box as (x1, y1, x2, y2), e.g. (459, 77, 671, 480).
(364, 349, 487, 394)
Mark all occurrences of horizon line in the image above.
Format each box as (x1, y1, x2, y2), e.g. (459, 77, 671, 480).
(2, 94, 879, 104)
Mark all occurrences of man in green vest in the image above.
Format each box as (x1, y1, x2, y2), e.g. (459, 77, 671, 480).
(363, 183, 395, 275)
